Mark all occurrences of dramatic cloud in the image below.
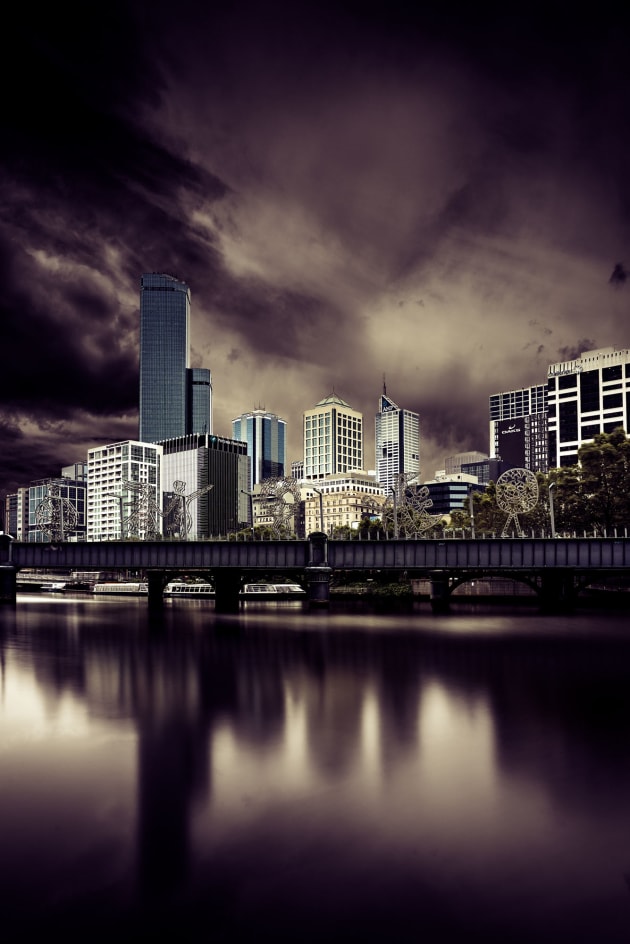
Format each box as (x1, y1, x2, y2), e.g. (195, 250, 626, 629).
(2, 1, 630, 495)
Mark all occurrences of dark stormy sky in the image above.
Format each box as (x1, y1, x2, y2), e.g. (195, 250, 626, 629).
(2, 1, 630, 497)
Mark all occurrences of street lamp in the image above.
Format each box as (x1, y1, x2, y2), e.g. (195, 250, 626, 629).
(548, 482, 556, 539)
(104, 492, 126, 540)
(389, 486, 399, 539)
(312, 488, 325, 534)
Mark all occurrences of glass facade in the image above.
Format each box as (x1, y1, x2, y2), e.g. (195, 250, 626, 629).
(28, 478, 86, 542)
(187, 367, 212, 436)
(232, 410, 286, 492)
(139, 273, 191, 443)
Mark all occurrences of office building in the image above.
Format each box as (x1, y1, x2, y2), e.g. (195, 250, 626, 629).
(62, 461, 87, 482)
(375, 389, 420, 490)
(187, 368, 212, 436)
(3, 489, 28, 540)
(304, 393, 363, 480)
(161, 433, 249, 536)
(489, 385, 548, 472)
(547, 346, 630, 467)
(461, 457, 503, 486)
(232, 409, 286, 492)
(444, 451, 489, 476)
(139, 273, 212, 443)
(424, 473, 483, 515)
(28, 476, 87, 542)
(87, 441, 162, 541)
(302, 472, 385, 535)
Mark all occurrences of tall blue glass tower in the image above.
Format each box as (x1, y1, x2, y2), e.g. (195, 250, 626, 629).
(232, 410, 286, 491)
(139, 273, 191, 443)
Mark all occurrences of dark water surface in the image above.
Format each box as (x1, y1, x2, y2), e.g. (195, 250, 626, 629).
(2, 594, 630, 942)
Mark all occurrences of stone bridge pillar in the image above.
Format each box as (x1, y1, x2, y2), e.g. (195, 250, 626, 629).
(305, 532, 332, 607)
(539, 570, 576, 612)
(215, 571, 242, 613)
(430, 571, 451, 613)
(146, 571, 169, 607)
(0, 534, 16, 604)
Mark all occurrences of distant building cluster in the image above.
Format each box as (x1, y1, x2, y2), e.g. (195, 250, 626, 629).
(4, 271, 630, 538)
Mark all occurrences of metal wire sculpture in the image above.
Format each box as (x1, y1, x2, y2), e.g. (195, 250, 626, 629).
(35, 484, 79, 541)
(496, 468, 539, 537)
(381, 473, 442, 536)
(163, 480, 214, 539)
(122, 481, 162, 539)
(258, 477, 302, 536)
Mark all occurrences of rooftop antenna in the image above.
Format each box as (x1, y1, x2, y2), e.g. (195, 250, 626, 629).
(383, 373, 387, 396)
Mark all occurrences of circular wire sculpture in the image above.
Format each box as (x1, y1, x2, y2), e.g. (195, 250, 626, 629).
(381, 473, 443, 536)
(258, 477, 302, 536)
(495, 468, 539, 537)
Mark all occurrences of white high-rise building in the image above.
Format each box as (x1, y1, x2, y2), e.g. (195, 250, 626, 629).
(87, 441, 162, 541)
(547, 347, 630, 467)
(303, 393, 363, 480)
(375, 389, 420, 490)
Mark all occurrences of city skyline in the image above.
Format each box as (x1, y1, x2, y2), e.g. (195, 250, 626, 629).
(2, 2, 630, 496)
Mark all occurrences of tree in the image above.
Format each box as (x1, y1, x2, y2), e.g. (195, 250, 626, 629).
(577, 427, 630, 532)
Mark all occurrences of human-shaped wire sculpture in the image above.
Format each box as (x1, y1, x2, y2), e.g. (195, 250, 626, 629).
(122, 481, 162, 539)
(381, 473, 443, 536)
(163, 480, 214, 539)
(258, 477, 303, 536)
(495, 468, 539, 537)
(35, 484, 79, 541)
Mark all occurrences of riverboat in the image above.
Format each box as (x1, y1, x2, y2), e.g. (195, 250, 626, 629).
(93, 582, 148, 595)
(240, 583, 306, 600)
(164, 582, 215, 597)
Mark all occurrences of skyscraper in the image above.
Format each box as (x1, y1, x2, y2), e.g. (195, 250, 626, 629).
(303, 393, 363, 479)
(375, 389, 420, 490)
(489, 384, 548, 472)
(232, 409, 286, 491)
(139, 273, 191, 443)
(187, 367, 212, 436)
(139, 273, 212, 443)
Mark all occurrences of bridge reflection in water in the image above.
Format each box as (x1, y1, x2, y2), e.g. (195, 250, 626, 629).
(3, 532, 630, 611)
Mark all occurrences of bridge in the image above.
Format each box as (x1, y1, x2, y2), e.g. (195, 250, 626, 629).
(2, 532, 630, 611)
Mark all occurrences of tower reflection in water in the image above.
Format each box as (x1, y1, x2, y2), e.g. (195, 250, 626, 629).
(1, 598, 630, 942)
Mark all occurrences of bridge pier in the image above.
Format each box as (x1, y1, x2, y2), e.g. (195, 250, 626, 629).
(306, 532, 332, 607)
(430, 571, 451, 613)
(539, 570, 576, 613)
(214, 572, 242, 613)
(0, 565, 17, 604)
(146, 571, 168, 608)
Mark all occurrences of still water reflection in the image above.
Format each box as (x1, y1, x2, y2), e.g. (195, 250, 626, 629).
(1, 595, 630, 942)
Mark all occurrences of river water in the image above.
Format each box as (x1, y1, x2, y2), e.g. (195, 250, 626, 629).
(2, 593, 630, 942)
